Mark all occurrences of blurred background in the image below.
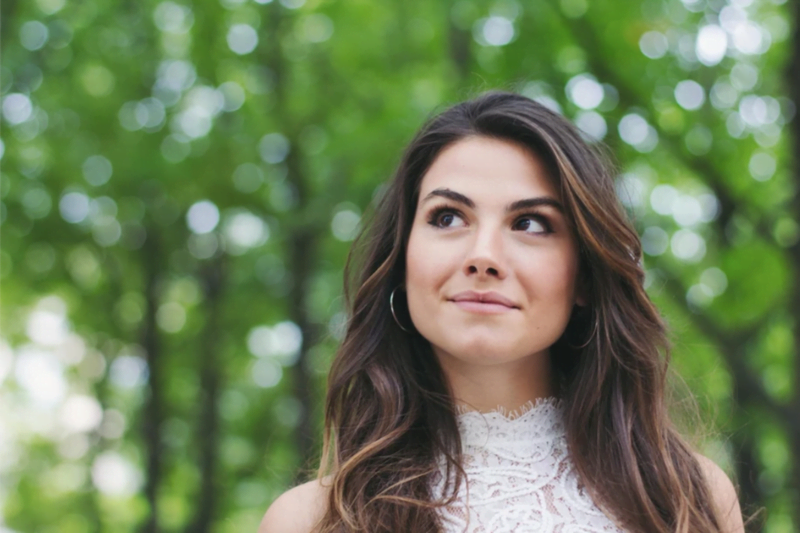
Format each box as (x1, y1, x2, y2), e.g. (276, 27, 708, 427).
(0, 0, 798, 531)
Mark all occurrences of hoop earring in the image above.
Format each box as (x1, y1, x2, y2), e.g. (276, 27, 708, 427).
(567, 309, 597, 349)
(389, 285, 412, 333)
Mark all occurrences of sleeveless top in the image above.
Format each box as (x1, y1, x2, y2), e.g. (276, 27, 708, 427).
(431, 397, 626, 533)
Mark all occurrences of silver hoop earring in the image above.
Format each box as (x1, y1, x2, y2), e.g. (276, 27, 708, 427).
(389, 285, 411, 333)
(567, 311, 597, 350)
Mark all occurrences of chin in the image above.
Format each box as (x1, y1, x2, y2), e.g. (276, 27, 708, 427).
(442, 336, 522, 363)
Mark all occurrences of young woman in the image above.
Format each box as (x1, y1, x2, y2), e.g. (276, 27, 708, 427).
(260, 91, 744, 533)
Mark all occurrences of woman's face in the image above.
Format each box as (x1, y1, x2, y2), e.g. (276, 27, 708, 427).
(405, 135, 585, 368)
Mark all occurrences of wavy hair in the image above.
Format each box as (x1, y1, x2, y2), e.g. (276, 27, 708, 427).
(314, 91, 724, 532)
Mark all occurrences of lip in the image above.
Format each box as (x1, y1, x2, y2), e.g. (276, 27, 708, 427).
(449, 290, 519, 312)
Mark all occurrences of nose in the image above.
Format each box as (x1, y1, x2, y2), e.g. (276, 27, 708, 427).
(463, 226, 507, 280)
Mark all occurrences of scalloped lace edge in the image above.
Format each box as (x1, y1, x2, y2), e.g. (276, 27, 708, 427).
(454, 395, 561, 421)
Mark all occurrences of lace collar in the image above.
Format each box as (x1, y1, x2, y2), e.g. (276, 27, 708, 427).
(453, 396, 565, 448)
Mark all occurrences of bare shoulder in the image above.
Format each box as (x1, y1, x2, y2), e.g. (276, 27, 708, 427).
(258, 476, 332, 533)
(694, 453, 745, 533)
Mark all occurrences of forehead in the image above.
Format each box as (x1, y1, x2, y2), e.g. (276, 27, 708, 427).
(418, 136, 559, 204)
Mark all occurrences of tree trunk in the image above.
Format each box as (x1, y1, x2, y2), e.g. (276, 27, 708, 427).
(784, 0, 800, 526)
(262, 3, 324, 480)
(140, 228, 164, 533)
(287, 229, 321, 481)
(185, 256, 227, 533)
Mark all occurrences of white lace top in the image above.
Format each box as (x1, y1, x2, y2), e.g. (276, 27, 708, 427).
(432, 397, 626, 533)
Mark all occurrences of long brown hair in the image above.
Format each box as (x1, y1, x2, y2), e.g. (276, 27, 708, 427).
(315, 91, 724, 532)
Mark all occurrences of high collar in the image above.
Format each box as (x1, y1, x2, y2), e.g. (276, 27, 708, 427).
(454, 396, 565, 448)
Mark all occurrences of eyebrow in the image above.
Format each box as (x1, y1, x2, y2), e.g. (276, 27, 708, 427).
(421, 188, 564, 213)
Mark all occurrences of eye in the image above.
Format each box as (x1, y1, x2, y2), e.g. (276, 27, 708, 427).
(427, 206, 466, 229)
(514, 214, 553, 235)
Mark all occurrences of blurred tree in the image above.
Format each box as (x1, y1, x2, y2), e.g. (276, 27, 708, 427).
(0, 0, 797, 532)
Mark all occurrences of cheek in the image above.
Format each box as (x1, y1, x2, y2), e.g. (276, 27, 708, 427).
(518, 250, 580, 301)
(404, 235, 430, 329)
(404, 231, 456, 330)
(405, 231, 452, 289)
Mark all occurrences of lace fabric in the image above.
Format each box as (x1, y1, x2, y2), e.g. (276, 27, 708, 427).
(432, 397, 626, 533)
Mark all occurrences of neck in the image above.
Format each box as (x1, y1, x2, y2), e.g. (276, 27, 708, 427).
(434, 347, 556, 414)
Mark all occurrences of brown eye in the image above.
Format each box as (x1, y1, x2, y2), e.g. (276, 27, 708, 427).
(439, 213, 455, 226)
(515, 215, 552, 235)
(427, 207, 466, 229)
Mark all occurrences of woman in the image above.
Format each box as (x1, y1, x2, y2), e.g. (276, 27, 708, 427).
(260, 91, 744, 532)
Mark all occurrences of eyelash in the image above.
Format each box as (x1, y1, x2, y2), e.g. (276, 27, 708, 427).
(425, 205, 554, 235)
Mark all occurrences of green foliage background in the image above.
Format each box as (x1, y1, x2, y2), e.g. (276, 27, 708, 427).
(1, 0, 798, 531)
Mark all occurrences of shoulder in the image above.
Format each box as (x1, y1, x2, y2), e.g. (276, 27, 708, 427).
(693, 453, 745, 533)
(258, 477, 331, 533)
